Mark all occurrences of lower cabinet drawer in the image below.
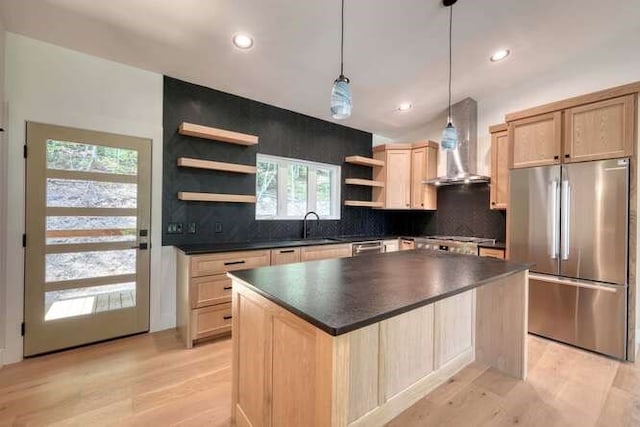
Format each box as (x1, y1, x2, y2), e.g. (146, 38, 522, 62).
(478, 247, 505, 259)
(191, 303, 232, 340)
(191, 250, 271, 277)
(191, 275, 232, 309)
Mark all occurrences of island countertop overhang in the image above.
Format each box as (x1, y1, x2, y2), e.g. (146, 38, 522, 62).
(228, 249, 531, 336)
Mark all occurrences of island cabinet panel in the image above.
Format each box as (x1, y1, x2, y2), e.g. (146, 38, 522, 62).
(475, 271, 529, 379)
(300, 244, 352, 262)
(564, 94, 635, 163)
(232, 283, 346, 427)
(509, 111, 562, 169)
(272, 317, 319, 426)
(382, 305, 435, 400)
(348, 325, 380, 423)
(236, 295, 269, 427)
(434, 290, 474, 368)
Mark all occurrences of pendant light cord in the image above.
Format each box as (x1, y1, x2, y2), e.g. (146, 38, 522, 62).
(340, 0, 345, 76)
(448, 3, 453, 122)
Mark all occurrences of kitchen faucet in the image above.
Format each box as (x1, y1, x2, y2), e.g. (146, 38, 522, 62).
(303, 211, 319, 239)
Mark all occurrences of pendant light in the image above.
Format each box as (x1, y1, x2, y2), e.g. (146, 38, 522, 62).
(441, 0, 458, 150)
(330, 0, 352, 119)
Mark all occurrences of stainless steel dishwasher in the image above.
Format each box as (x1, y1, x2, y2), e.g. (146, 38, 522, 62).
(352, 241, 383, 256)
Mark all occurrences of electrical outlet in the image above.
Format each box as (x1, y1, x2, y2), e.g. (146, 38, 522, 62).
(167, 222, 183, 234)
(186, 223, 197, 234)
(215, 222, 223, 233)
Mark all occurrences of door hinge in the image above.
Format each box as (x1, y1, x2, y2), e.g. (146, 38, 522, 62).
(22, 234, 26, 247)
(21, 322, 25, 336)
(23, 145, 27, 158)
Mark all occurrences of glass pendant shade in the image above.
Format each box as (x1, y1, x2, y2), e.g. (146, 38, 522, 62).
(441, 122, 458, 151)
(331, 75, 352, 119)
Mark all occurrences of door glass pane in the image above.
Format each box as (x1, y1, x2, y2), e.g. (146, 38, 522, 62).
(46, 249, 136, 282)
(47, 178, 137, 208)
(47, 140, 138, 175)
(45, 282, 136, 321)
(46, 216, 137, 244)
(316, 168, 332, 217)
(256, 160, 278, 217)
(287, 164, 308, 216)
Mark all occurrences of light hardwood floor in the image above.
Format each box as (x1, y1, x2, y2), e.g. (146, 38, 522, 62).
(0, 331, 637, 426)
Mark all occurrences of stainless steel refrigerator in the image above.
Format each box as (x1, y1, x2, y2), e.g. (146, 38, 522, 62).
(509, 158, 629, 359)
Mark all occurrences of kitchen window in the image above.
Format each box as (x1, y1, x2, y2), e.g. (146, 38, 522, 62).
(256, 154, 341, 220)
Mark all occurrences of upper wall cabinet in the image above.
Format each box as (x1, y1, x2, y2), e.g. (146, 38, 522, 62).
(489, 125, 509, 210)
(410, 142, 438, 210)
(509, 112, 562, 169)
(564, 95, 635, 163)
(373, 142, 438, 210)
(374, 145, 412, 209)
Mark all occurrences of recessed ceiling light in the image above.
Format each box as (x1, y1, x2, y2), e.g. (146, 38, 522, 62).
(397, 102, 413, 112)
(490, 49, 510, 62)
(232, 33, 254, 50)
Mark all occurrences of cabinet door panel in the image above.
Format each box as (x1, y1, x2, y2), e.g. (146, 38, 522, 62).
(270, 248, 301, 265)
(564, 95, 635, 163)
(490, 130, 509, 209)
(510, 112, 562, 169)
(410, 148, 426, 209)
(385, 150, 411, 209)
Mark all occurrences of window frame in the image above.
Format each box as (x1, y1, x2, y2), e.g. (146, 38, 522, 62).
(255, 154, 341, 220)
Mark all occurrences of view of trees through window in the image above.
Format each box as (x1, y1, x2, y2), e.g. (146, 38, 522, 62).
(256, 155, 340, 219)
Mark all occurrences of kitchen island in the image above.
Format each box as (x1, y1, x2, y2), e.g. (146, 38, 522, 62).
(228, 250, 530, 427)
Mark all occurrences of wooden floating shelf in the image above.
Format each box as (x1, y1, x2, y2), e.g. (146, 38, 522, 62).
(177, 157, 256, 174)
(178, 192, 256, 203)
(345, 156, 385, 167)
(344, 200, 384, 208)
(178, 122, 259, 146)
(345, 178, 385, 188)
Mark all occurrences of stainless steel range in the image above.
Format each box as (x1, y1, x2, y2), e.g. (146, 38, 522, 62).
(415, 236, 495, 256)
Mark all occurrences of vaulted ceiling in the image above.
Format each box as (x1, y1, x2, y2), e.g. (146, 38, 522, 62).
(1, 0, 638, 138)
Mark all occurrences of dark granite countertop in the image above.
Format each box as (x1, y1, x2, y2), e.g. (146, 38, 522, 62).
(175, 235, 403, 255)
(228, 250, 531, 336)
(477, 242, 506, 250)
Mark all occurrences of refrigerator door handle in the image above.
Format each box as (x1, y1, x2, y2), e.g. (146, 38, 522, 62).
(561, 180, 571, 260)
(550, 180, 560, 259)
(529, 273, 621, 293)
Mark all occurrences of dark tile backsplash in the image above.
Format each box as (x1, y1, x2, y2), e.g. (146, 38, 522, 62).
(162, 76, 390, 245)
(388, 184, 506, 242)
(162, 76, 506, 246)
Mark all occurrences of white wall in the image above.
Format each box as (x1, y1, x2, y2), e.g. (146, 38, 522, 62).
(0, 17, 6, 363)
(3, 33, 172, 364)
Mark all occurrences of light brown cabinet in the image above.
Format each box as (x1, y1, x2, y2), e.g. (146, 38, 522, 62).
(300, 244, 352, 262)
(373, 142, 438, 210)
(509, 111, 562, 169)
(410, 142, 438, 210)
(400, 239, 415, 251)
(177, 249, 271, 348)
(564, 95, 635, 163)
(508, 94, 636, 169)
(478, 247, 506, 260)
(383, 239, 400, 253)
(374, 145, 412, 209)
(490, 126, 509, 210)
(270, 247, 301, 265)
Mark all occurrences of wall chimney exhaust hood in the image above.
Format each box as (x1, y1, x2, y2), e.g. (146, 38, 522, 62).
(425, 97, 490, 186)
